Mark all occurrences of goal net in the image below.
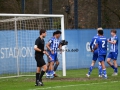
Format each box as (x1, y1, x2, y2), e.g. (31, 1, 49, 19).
(0, 14, 66, 78)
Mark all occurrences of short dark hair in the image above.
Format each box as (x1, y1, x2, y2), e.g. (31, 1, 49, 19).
(98, 30, 103, 35)
(39, 29, 46, 35)
(111, 29, 117, 34)
(53, 31, 56, 36)
(55, 30, 61, 34)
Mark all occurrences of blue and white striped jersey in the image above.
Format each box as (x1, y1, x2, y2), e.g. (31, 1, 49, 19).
(109, 36, 118, 53)
(48, 37, 60, 53)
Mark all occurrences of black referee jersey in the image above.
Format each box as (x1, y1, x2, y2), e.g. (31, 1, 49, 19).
(35, 37, 45, 56)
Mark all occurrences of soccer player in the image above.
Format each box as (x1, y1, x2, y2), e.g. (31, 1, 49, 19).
(46, 31, 60, 77)
(94, 30, 107, 79)
(86, 28, 102, 77)
(34, 29, 51, 86)
(107, 29, 118, 76)
(46, 30, 62, 78)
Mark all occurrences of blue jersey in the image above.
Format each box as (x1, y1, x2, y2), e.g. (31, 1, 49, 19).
(109, 36, 118, 53)
(96, 36, 107, 55)
(48, 37, 60, 53)
(90, 35, 98, 52)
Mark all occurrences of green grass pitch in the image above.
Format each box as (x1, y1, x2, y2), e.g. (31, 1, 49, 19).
(0, 67, 120, 90)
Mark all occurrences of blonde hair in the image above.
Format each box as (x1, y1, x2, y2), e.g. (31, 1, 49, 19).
(97, 27, 103, 31)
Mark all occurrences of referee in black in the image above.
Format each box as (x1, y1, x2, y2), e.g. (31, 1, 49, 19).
(34, 29, 51, 86)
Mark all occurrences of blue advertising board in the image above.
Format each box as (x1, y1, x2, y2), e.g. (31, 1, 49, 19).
(0, 29, 120, 74)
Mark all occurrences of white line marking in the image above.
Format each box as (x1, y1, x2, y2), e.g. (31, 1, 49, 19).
(29, 81, 119, 90)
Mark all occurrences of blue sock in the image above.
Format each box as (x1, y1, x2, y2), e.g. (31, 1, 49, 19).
(50, 71, 53, 75)
(103, 69, 107, 76)
(88, 66, 93, 75)
(47, 71, 50, 75)
(111, 65, 115, 69)
(98, 65, 102, 75)
(114, 67, 118, 73)
(50, 71, 52, 74)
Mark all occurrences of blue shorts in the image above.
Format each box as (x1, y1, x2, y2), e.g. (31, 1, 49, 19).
(47, 55, 58, 62)
(92, 51, 98, 61)
(107, 52, 118, 60)
(98, 55, 106, 62)
(49, 53, 57, 62)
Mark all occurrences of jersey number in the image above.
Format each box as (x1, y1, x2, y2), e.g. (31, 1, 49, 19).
(93, 39, 96, 45)
(102, 41, 105, 48)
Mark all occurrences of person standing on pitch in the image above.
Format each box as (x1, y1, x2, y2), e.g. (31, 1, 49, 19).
(46, 31, 60, 78)
(46, 30, 62, 78)
(93, 30, 107, 79)
(107, 29, 118, 76)
(86, 28, 103, 78)
(34, 29, 52, 86)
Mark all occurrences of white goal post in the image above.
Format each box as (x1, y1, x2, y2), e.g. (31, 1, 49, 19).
(0, 14, 66, 78)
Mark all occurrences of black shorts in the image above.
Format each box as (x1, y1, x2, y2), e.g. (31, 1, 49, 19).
(35, 56, 46, 67)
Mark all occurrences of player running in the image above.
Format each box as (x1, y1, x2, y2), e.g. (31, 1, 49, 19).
(107, 29, 118, 76)
(46, 30, 62, 78)
(86, 28, 103, 78)
(93, 30, 107, 79)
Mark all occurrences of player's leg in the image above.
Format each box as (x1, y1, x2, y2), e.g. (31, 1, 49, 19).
(35, 67, 41, 86)
(47, 53, 55, 78)
(98, 62, 102, 77)
(46, 63, 50, 72)
(54, 55, 59, 77)
(112, 52, 118, 76)
(46, 62, 50, 78)
(39, 64, 47, 81)
(96, 52, 102, 77)
(35, 56, 40, 86)
(49, 61, 54, 78)
(99, 55, 107, 79)
(54, 60, 59, 77)
(86, 60, 96, 77)
(46, 55, 51, 78)
(35, 56, 41, 86)
(86, 53, 97, 77)
(54, 60, 59, 72)
(107, 52, 115, 70)
(113, 60, 118, 76)
(101, 61, 107, 78)
(49, 53, 58, 78)
(38, 59, 47, 86)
